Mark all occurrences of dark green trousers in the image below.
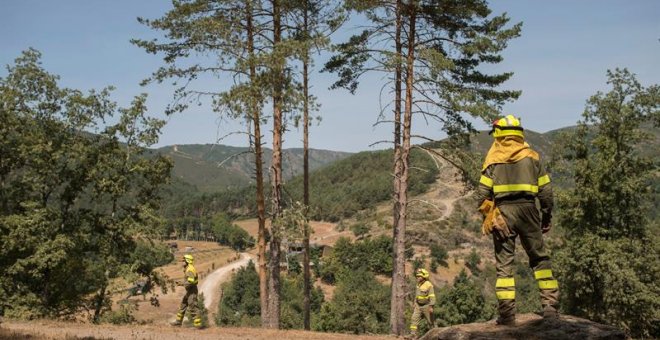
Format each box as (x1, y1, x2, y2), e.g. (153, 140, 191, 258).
(177, 286, 202, 327)
(493, 203, 559, 318)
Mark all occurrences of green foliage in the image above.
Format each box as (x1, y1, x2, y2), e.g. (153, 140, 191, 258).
(465, 248, 481, 275)
(435, 270, 493, 326)
(0, 50, 171, 319)
(287, 256, 303, 275)
(285, 149, 439, 222)
(554, 69, 658, 239)
(216, 260, 261, 327)
(429, 244, 448, 272)
(129, 241, 174, 276)
(209, 213, 255, 251)
(315, 268, 390, 334)
(556, 235, 659, 337)
(349, 222, 370, 238)
(320, 236, 394, 283)
(280, 274, 325, 330)
(216, 260, 325, 329)
(189, 293, 210, 328)
(161, 147, 438, 224)
(512, 261, 542, 314)
(553, 69, 659, 338)
(98, 304, 136, 325)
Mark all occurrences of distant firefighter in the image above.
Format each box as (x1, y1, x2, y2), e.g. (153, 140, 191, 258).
(171, 254, 202, 328)
(408, 268, 435, 339)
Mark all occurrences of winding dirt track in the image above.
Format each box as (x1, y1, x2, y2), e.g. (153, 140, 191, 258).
(199, 252, 256, 311)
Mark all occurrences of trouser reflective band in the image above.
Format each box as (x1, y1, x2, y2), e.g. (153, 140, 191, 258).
(496, 277, 515, 288)
(193, 318, 202, 326)
(410, 325, 417, 330)
(534, 269, 553, 280)
(538, 280, 559, 289)
(176, 312, 184, 320)
(496, 291, 515, 300)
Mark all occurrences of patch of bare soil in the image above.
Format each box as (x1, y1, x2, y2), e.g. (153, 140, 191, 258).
(420, 313, 627, 340)
(235, 219, 354, 246)
(1, 321, 395, 340)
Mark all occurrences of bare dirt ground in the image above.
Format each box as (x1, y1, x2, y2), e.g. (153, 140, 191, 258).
(199, 252, 256, 313)
(1, 321, 396, 340)
(234, 219, 355, 247)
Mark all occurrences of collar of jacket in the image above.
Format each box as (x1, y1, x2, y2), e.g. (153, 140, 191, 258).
(481, 136, 539, 172)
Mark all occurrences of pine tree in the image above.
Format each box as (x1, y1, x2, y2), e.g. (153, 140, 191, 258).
(324, 1, 520, 334)
(133, 0, 304, 327)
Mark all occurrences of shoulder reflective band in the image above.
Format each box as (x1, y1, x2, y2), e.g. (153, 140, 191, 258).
(538, 175, 551, 186)
(534, 269, 553, 280)
(496, 277, 515, 288)
(493, 184, 539, 193)
(496, 291, 516, 300)
(538, 280, 559, 290)
(480, 175, 493, 187)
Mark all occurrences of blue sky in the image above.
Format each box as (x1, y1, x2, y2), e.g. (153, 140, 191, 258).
(1, 1, 658, 152)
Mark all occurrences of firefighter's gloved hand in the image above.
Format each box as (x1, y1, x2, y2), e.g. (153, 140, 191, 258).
(541, 213, 552, 234)
(541, 222, 552, 234)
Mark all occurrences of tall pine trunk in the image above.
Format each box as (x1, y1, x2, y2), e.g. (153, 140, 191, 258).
(266, 0, 283, 329)
(246, 0, 269, 325)
(391, 1, 414, 335)
(302, 0, 312, 330)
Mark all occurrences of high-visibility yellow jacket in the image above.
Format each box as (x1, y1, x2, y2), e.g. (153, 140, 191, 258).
(184, 264, 198, 289)
(477, 156, 553, 217)
(415, 280, 435, 306)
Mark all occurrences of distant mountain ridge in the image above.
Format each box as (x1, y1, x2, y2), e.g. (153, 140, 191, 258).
(158, 124, 658, 196)
(156, 144, 352, 192)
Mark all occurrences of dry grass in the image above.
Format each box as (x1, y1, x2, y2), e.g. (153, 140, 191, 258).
(110, 241, 237, 325)
(2, 321, 395, 340)
(0, 327, 112, 340)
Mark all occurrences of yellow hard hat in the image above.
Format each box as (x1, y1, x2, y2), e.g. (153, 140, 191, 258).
(415, 268, 430, 279)
(490, 114, 524, 138)
(183, 254, 194, 264)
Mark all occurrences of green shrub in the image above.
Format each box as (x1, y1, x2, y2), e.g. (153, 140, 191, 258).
(315, 269, 390, 334)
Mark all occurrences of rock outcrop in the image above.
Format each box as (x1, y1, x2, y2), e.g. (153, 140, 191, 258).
(420, 313, 626, 340)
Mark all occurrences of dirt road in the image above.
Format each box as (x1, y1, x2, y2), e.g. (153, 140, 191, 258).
(199, 252, 256, 311)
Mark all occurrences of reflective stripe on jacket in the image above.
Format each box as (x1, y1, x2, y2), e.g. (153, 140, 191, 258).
(477, 157, 553, 215)
(415, 280, 435, 306)
(185, 264, 198, 288)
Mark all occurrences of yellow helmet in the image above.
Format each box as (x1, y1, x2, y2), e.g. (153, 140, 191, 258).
(490, 114, 524, 138)
(183, 254, 194, 264)
(415, 268, 430, 279)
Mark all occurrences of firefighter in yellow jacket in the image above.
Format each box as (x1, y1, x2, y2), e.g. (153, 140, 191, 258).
(171, 254, 202, 328)
(409, 268, 435, 338)
(477, 115, 559, 325)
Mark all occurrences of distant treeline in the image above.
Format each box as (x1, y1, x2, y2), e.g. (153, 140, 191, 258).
(159, 148, 440, 228)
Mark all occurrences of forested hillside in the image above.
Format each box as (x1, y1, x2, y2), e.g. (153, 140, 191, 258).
(158, 148, 440, 239)
(160, 124, 660, 231)
(157, 144, 351, 192)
